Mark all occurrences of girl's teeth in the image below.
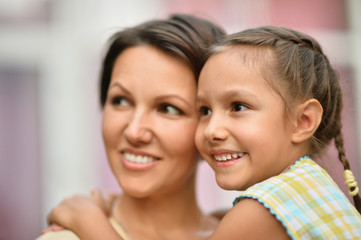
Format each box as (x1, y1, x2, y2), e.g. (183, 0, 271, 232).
(214, 153, 244, 162)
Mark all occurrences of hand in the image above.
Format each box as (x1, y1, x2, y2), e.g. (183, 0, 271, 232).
(92, 188, 119, 217)
(42, 224, 65, 234)
(47, 188, 119, 231)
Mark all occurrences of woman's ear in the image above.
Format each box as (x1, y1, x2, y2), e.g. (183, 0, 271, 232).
(291, 99, 323, 143)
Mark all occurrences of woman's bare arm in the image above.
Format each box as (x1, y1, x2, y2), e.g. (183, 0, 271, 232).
(47, 189, 124, 240)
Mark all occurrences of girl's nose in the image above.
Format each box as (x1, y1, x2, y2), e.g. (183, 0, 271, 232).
(203, 114, 228, 143)
(124, 110, 153, 144)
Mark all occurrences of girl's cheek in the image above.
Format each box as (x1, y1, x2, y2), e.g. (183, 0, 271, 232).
(195, 125, 205, 151)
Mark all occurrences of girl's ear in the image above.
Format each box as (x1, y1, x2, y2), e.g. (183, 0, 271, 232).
(291, 99, 323, 143)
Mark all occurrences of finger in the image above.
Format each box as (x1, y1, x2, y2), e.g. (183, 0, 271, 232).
(90, 188, 101, 196)
(103, 192, 119, 216)
(91, 188, 108, 214)
(47, 207, 58, 226)
(47, 204, 68, 227)
(42, 224, 65, 234)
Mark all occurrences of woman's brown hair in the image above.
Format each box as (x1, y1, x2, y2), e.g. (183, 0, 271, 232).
(99, 13, 225, 107)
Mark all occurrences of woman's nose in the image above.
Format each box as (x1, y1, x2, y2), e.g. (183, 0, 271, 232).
(124, 110, 153, 144)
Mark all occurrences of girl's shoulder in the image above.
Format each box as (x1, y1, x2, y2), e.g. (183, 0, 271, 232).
(232, 157, 361, 239)
(209, 198, 290, 240)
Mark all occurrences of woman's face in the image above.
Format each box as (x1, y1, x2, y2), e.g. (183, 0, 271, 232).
(102, 45, 200, 198)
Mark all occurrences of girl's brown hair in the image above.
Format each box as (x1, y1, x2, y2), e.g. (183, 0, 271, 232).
(212, 26, 361, 212)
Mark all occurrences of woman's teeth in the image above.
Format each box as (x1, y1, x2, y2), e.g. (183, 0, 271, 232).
(123, 152, 156, 163)
(214, 153, 244, 161)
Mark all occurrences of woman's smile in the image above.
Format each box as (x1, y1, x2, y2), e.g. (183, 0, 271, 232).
(120, 149, 160, 171)
(102, 45, 200, 197)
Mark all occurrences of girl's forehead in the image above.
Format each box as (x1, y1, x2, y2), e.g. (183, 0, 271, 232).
(218, 45, 275, 66)
(203, 45, 291, 106)
(206, 46, 276, 85)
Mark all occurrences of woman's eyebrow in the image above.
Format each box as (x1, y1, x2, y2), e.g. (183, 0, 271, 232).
(155, 95, 193, 108)
(109, 82, 131, 95)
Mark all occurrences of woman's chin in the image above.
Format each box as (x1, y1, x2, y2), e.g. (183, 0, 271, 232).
(121, 185, 156, 199)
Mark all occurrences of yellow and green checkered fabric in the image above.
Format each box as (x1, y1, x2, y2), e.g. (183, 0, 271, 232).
(233, 157, 361, 239)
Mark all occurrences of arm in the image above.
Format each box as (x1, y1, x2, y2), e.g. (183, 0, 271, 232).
(207, 198, 291, 240)
(210, 208, 229, 220)
(47, 189, 124, 240)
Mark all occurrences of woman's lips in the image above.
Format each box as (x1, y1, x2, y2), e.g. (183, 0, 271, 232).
(121, 151, 160, 171)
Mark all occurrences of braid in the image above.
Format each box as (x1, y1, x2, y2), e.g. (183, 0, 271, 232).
(213, 26, 361, 213)
(334, 107, 361, 212)
(285, 30, 361, 213)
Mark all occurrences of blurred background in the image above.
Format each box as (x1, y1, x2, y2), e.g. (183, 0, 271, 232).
(0, 0, 360, 239)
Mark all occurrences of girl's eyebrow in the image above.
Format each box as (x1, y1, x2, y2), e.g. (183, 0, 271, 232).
(197, 89, 257, 103)
(109, 82, 131, 95)
(223, 89, 256, 99)
(196, 95, 205, 103)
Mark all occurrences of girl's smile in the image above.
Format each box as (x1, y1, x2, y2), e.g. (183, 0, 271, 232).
(212, 151, 244, 162)
(196, 47, 298, 191)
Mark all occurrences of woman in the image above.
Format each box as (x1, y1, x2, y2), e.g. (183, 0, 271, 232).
(38, 14, 225, 240)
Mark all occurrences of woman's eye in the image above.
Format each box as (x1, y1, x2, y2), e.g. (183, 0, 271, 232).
(232, 102, 248, 112)
(199, 106, 212, 116)
(111, 96, 130, 107)
(159, 104, 183, 115)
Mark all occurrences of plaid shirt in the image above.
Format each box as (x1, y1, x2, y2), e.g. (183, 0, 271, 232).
(233, 157, 361, 239)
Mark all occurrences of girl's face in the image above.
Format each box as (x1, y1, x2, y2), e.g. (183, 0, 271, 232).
(195, 48, 297, 191)
(103, 45, 199, 198)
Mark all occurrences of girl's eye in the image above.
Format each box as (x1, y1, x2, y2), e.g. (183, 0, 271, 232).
(232, 102, 248, 112)
(159, 104, 183, 115)
(111, 96, 130, 107)
(199, 106, 212, 116)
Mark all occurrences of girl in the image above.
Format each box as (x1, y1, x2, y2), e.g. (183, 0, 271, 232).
(195, 26, 361, 239)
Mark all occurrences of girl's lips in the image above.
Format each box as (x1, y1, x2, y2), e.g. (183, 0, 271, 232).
(213, 152, 244, 162)
(214, 158, 239, 168)
(208, 150, 245, 168)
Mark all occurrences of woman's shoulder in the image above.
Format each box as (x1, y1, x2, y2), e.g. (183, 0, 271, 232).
(109, 217, 131, 240)
(36, 230, 79, 240)
(36, 218, 131, 240)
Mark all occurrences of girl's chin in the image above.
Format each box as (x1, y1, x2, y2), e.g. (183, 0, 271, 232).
(215, 176, 242, 191)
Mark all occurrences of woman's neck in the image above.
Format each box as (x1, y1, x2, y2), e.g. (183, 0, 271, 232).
(113, 175, 204, 240)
